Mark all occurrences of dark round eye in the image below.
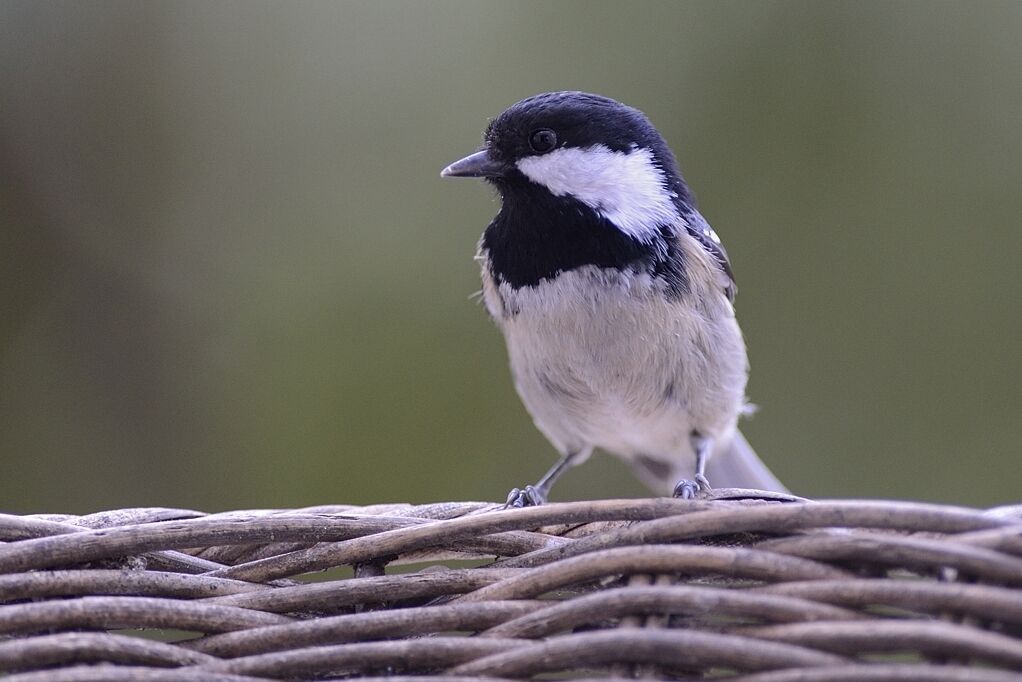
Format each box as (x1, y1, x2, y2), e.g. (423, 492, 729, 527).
(529, 128, 557, 153)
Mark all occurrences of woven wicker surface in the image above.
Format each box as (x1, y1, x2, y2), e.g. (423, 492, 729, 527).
(2, 493, 1021, 680)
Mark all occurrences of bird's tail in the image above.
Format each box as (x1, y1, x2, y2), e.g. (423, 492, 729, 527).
(706, 430, 788, 493)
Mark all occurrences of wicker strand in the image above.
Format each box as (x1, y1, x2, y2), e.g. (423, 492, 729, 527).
(0, 497, 1019, 679)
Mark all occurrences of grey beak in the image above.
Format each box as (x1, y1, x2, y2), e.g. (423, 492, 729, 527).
(440, 149, 506, 178)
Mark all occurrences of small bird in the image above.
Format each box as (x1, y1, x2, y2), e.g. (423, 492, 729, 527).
(442, 91, 786, 506)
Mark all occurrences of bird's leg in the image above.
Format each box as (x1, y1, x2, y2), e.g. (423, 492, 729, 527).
(692, 432, 713, 491)
(672, 431, 713, 499)
(506, 447, 589, 508)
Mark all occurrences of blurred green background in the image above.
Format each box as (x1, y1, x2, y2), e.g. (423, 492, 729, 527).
(2, 1, 1020, 514)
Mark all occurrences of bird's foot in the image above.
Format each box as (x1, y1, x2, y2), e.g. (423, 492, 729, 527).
(505, 485, 547, 508)
(673, 474, 712, 500)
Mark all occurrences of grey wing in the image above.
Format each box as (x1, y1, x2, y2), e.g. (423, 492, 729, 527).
(684, 210, 736, 302)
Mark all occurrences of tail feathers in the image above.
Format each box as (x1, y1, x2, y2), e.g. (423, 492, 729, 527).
(706, 430, 788, 493)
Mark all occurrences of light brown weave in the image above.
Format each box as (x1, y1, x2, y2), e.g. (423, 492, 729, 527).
(1, 494, 1021, 680)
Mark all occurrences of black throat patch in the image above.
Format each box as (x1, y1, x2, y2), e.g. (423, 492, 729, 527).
(481, 178, 687, 297)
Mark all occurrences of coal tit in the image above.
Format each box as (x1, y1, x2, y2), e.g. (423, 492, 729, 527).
(442, 91, 786, 506)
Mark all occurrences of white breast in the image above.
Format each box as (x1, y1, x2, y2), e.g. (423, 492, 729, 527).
(480, 238, 748, 473)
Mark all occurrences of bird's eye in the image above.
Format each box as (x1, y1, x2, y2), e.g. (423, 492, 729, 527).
(529, 129, 557, 153)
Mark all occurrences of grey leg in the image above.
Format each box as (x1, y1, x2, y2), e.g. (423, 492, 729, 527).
(692, 432, 713, 491)
(506, 447, 590, 508)
(673, 432, 713, 499)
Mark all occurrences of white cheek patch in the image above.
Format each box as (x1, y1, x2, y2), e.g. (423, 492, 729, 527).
(516, 145, 679, 242)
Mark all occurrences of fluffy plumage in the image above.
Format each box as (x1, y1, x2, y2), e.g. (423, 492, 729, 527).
(443, 91, 785, 505)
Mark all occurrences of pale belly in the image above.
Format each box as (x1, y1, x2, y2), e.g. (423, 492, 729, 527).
(487, 266, 748, 464)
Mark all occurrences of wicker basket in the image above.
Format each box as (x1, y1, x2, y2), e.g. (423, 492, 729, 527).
(1, 493, 1021, 680)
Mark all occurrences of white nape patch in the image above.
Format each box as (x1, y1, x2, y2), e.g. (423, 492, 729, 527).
(516, 145, 679, 242)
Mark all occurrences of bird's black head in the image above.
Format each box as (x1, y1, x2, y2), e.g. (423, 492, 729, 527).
(443, 92, 695, 225)
(486, 92, 677, 172)
(442, 91, 710, 293)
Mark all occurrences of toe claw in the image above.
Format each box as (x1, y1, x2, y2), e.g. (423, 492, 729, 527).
(673, 479, 699, 499)
(674, 473, 713, 499)
(505, 488, 524, 508)
(505, 485, 546, 508)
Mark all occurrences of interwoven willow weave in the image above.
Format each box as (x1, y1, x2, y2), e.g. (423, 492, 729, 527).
(1, 494, 1021, 681)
